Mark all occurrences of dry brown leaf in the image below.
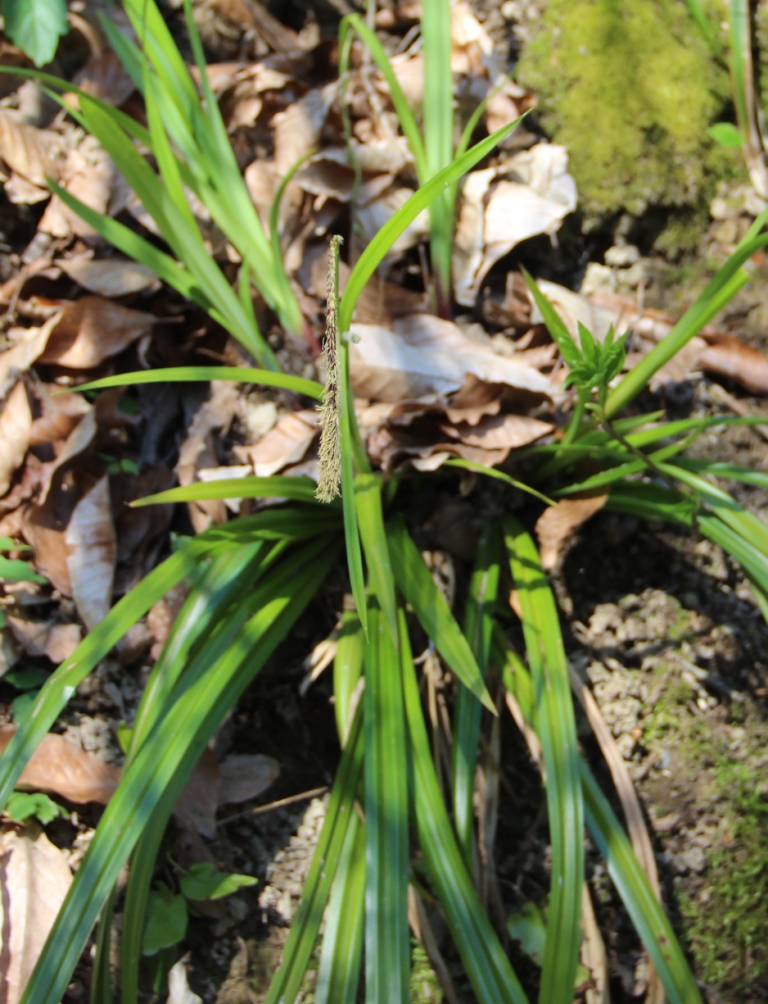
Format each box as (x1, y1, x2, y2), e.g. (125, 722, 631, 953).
(350, 315, 553, 402)
(39, 136, 117, 239)
(0, 313, 63, 390)
(218, 753, 280, 805)
(71, 50, 136, 106)
(38, 296, 157, 368)
(535, 496, 607, 571)
(248, 411, 317, 477)
(446, 413, 553, 450)
(176, 382, 240, 532)
(55, 256, 159, 297)
(0, 727, 121, 804)
(698, 334, 768, 394)
(167, 956, 203, 1004)
(454, 147, 577, 307)
(0, 111, 63, 188)
(6, 618, 81, 663)
(174, 748, 221, 839)
(354, 187, 431, 260)
(0, 828, 73, 1004)
(65, 476, 116, 630)
(0, 382, 32, 497)
(273, 83, 336, 174)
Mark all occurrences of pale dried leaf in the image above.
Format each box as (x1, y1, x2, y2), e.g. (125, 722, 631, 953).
(6, 618, 81, 663)
(530, 279, 628, 344)
(0, 313, 63, 390)
(174, 748, 221, 839)
(39, 139, 117, 239)
(698, 334, 768, 394)
(0, 727, 121, 804)
(454, 147, 577, 307)
(273, 83, 336, 174)
(55, 257, 159, 297)
(446, 413, 553, 450)
(218, 754, 280, 805)
(0, 382, 32, 497)
(0, 829, 73, 1004)
(535, 496, 607, 571)
(248, 411, 317, 477)
(0, 111, 63, 188)
(355, 187, 431, 259)
(167, 956, 203, 1004)
(72, 51, 136, 106)
(38, 296, 156, 368)
(4, 173, 49, 205)
(350, 315, 553, 401)
(65, 476, 116, 630)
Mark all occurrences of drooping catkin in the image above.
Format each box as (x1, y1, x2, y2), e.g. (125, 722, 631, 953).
(316, 235, 344, 503)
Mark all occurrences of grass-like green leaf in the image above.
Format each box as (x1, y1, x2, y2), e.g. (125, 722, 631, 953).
(388, 517, 494, 711)
(265, 709, 364, 1004)
(19, 540, 337, 1004)
(356, 474, 398, 646)
(0, 556, 47, 583)
(503, 517, 583, 1004)
(401, 612, 530, 1004)
(73, 367, 323, 401)
(130, 476, 330, 508)
(338, 118, 521, 335)
(364, 600, 410, 1004)
(333, 611, 365, 743)
(453, 523, 500, 868)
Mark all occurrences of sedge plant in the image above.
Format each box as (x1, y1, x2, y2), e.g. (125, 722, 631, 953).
(3, 6, 768, 1004)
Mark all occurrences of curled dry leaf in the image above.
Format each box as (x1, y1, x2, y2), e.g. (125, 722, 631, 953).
(55, 256, 159, 297)
(6, 617, 81, 664)
(38, 296, 157, 369)
(454, 146, 578, 307)
(535, 496, 608, 572)
(0, 726, 121, 804)
(0, 828, 73, 1004)
(247, 410, 318, 478)
(166, 956, 203, 1004)
(39, 136, 118, 239)
(0, 110, 64, 189)
(350, 314, 553, 402)
(0, 381, 32, 497)
(272, 82, 336, 174)
(0, 311, 64, 391)
(65, 475, 116, 631)
(173, 749, 280, 838)
(697, 334, 768, 394)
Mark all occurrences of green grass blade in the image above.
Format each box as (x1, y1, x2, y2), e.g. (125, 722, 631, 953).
(442, 458, 556, 505)
(697, 512, 768, 589)
(364, 600, 410, 1004)
(339, 118, 521, 334)
(453, 523, 500, 869)
(388, 517, 494, 711)
(0, 556, 47, 583)
(606, 482, 696, 525)
(681, 0, 724, 54)
(673, 456, 768, 488)
(73, 367, 323, 400)
(0, 544, 204, 810)
(581, 764, 704, 1004)
(334, 610, 365, 743)
(265, 709, 364, 1004)
(607, 232, 768, 417)
(355, 474, 398, 646)
(315, 813, 365, 1004)
(131, 476, 331, 508)
(503, 517, 583, 1004)
(340, 15, 427, 182)
(19, 540, 337, 1004)
(401, 612, 529, 1004)
(422, 0, 455, 298)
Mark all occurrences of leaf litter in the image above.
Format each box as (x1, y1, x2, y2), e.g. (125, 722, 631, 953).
(0, 0, 768, 1000)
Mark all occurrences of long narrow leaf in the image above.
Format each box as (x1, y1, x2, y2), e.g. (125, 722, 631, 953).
(504, 518, 583, 1004)
(74, 367, 323, 401)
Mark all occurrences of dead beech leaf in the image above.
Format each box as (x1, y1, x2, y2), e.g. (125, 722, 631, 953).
(248, 411, 317, 477)
(174, 748, 221, 840)
(218, 753, 280, 806)
(6, 618, 81, 664)
(71, 50, 136, 106)
(273, 83, 336, 174)
(166, 956, 202, 1004)
(38, 296, 157, 368)
(446, 413, 553, 450)
(350, 315, 553, 402)
(0, 726, 121, 804)
(698, 334, 768, 394)
(39, 136, 117, 239)
(0, 382, 32, 497)
(55, 256, 159, 297)
(0, 828, 73, 1004)
(0, 312, 63, 389)
(65, 476, 116, 630)
(535, 496, 607, 572)
(0, 111, 63, 188)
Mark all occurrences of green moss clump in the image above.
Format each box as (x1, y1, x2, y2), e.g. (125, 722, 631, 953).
(410, 940, 443, 1002)
(516, 0, 735, 223)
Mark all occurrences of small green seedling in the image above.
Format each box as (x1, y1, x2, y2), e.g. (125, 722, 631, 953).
(5, 790, 68, 825)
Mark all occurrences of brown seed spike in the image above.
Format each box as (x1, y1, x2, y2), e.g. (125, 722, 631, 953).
(316, 235, 344, 503)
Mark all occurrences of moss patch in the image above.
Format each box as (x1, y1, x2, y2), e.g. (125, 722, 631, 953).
(516, 0, 739, 236)
(642, 670, 768, 998)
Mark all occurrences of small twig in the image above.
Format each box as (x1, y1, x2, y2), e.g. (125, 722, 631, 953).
(217, 785, 329, 826)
